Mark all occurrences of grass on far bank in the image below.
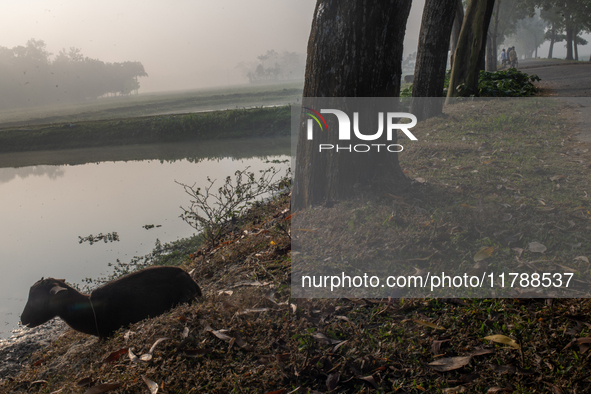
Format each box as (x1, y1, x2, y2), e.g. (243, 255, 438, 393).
(0, 105, 291, 154)
(3, 98, 591, 393)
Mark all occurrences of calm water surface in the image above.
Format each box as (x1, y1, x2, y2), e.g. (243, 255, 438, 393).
(0, 137, 289, 337)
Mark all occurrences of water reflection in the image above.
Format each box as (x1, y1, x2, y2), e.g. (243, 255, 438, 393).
(0, 137, 289, 338)
(0, 136, 290, 170)
(0, 166, 66, 184)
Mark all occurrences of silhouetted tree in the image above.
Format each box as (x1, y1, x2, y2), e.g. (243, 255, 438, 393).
(0, 39, 148, 109)
(410, 0, 457, 120)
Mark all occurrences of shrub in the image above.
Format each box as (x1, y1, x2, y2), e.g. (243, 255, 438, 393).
(177, 165, 290, 247)
(401, 69, 540, 98)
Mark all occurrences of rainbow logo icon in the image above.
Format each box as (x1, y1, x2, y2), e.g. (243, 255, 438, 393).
(303, 107, 329, 132)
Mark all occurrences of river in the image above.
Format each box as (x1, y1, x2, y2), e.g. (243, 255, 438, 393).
(0, 136, 289, 338)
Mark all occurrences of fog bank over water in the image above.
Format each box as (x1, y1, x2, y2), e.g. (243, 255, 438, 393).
(1, 0, 426, 94)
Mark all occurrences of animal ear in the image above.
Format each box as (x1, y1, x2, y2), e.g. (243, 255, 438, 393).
(50, 285, 68, 295)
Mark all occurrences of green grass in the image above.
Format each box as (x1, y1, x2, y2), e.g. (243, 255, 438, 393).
(0, 106, 291, 153)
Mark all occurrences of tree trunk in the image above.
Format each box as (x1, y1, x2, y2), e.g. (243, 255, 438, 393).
(487, 0, 501, 72)
(574, 30, 579, 61)
(486, 33, 496, 71)
(446, 0, 496, 100)
(565, 26, 574, 60)
(449, 0, 464, 71)
(409, 0, 457, 120)
(294, 0, 412, 210)
(548, 34, 554, 59)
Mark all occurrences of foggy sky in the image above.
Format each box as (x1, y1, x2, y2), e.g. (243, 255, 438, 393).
(1, 0, 426, 93)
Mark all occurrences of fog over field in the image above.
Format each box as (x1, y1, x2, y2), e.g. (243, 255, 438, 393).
(1, 0, 425, 96)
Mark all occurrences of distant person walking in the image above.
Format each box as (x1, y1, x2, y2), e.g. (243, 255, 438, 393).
(509, 47, 518, 68)
(501, 48, 507, 66)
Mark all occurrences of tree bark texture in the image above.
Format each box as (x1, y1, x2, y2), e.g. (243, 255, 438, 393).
(410, 0, 457, 120)
(446, 0, 496, 99)
(294, 0, 412, 210)
(449, 0, 465, 70)
(302, 0, 411, 98)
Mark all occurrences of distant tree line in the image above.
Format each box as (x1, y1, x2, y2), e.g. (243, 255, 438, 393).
(236, 50, 305, 84)
(0, 39, 147, 110)
(488, 0, 591, 69)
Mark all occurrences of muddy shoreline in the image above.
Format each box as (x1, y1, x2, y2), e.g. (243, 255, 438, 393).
(0, 320, 67, 380)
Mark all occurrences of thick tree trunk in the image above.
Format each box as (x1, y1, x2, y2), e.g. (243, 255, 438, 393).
(409, 0, 457, 120)
(302, 0, 411, 98)
(449, 0, 464, 71)
(294, 0, 412, 210)
(446, 0, 496, 100)
(548, 36, 554, 58)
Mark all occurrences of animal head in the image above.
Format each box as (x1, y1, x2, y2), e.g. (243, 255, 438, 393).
(21, 277, 69, 328)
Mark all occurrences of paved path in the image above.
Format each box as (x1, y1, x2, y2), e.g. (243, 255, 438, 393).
(519, 59, 591, 97)
(516, 59, 591, 143)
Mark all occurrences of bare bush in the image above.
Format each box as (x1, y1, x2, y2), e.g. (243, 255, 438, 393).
(177, 165, 289, 247)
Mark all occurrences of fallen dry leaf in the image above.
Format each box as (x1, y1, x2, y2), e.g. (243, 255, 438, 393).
(528, 242, 547, 253)
(77, 378, 94, 388)
(474, 246, 495, 262)
(486, 387, 512, 393)
(210, 329, 233, 342)
(128, 348, 139, 363)
(431, 338, 451, 354)
(484, 335, 520, 349)
(359, 375, 378, 389)
(142, 375, 159, 394)
(427, 356, 471, 372)
(140, 338, 168, 362)
(442, 386, 466, 393)
(470, 347, 495, 356)
(332, 339, 348, 352)
(326, 372, 340, 391)
(312, 332, 342, 345)
(102, 348, 128, 364)
(413, 319, 445, 330)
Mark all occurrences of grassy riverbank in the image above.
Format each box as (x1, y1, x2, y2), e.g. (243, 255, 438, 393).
(3, 98, 591, 393)
(0, 105, 291, 153)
